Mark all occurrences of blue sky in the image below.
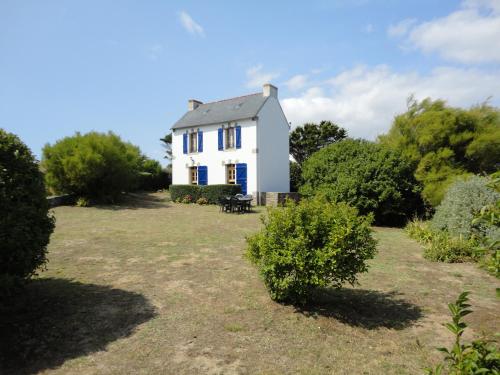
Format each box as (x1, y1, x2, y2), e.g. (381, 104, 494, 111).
(1, 0, 499, 164)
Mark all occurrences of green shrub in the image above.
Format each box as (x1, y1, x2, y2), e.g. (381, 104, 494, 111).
(196, 197, 209, 205)
(0, 129, 55, 295)
(169, 185, 201, 202)
(181, 195, 193, 204)
(432, 175, 500, 241)
(246, 198, 377, 304)
(406, 219, 475, 262)
(76, 197, 90, 207)
(471, 172, 500, 277)
(169, 184, 240, 204)
(137, 159, 171, 191)
(42, 131, 144, 202)
(426, 291, 499, 374)
(201, 184, 241, 204)
(300, 139, 423, 226)
(290, 161, 302, 192)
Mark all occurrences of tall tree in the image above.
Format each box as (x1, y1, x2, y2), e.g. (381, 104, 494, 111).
(289, 121, 347, 164)
(160, 133, 172, 161)
(379, 97, 500, 206)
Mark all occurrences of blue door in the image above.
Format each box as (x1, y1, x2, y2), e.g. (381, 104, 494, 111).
(198, 166, 208, 185)
(236, 163, 247, 195)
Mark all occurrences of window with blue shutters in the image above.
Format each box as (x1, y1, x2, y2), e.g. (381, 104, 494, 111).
(183, 133, 187, 154)
(218, 128, 223, 150)
(198, 131, 203, 152)
(236, 125, 241, 149)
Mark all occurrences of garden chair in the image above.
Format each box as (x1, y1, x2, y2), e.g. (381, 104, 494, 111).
(218, 197, 231, 213)
(230, 196, 243, 213)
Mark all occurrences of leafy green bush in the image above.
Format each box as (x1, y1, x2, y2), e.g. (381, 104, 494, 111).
(42, 131, 144, 202)
(246, 198, 377, 304)
(290, 161, 302, 192)
(432, 176, 500, 241)
(137, 158, 171, 191)
(170, 185, 201, 202)
(300, 139, 423, 226)
(181, 195, 193, 204)
(406, 219, 475, 262)
(169, 184, 241, 204)
(196, 197, 209, 205)
(472, 172, 500, 277)
(0, 129, 55, 295)
(201, 184, 241, 204)
(426, 291, 499, 374)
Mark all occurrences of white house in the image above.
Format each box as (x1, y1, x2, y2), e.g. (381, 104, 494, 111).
(171, 83, 289, 202)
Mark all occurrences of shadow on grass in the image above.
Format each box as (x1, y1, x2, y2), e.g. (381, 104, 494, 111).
(0, 278, 157, 375)
(295, 288, 422, 330)
(95, 191, 169, 210)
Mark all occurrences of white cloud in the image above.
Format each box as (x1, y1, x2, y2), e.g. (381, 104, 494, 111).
(282, 65, 500, 140)
(391, 1, 500, 63)
(285, 74, 308, 91)
(363, 23, 375, 33)
(387, 18, 417, 37)
(245, 64, 279, 88)
(178, 11, 205, 37)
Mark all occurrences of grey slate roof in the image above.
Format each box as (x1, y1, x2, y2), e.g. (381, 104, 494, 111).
(171, 93, 268, 130)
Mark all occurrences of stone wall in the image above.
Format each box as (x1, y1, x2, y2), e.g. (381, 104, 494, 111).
(259, 192, 300, 207)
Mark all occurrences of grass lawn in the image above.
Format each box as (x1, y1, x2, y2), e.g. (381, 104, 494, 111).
(2, 192, 499, 374)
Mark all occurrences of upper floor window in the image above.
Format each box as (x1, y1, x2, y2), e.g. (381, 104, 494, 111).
(225, 127, 235, 149)
(189, 132, 197, 153)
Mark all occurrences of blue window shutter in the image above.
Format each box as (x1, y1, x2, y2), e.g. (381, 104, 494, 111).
(236, 125, 241, 149)
(198, 131, 203, 152)
(218, 128, 223, 150)
(236, 163, 247, 195)
(183, 133, 187, 154)
(198, 166, 208, 185)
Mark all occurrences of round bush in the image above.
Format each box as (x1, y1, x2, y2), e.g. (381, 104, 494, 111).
(0, 129, 55, 294)
(432, 175, 500, 240)
(246, 198, 377, 304)
(42, 131, 143, 201)
(300, 139, 423, 226)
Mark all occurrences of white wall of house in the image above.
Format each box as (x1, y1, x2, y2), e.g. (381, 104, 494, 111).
(256, 96, 290, 193)
(171, 84, 290, 201)
(171, 119, 258, 195)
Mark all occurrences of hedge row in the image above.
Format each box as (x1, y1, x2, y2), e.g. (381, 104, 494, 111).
(170, 184, 241, 204)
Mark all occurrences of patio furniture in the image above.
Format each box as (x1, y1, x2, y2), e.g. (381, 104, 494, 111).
(238, 195, 253, 212)
(218, 197, 231, 212)
(230, 196, 243, 213)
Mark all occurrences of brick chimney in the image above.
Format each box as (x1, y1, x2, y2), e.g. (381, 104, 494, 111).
(188, 99, 203, 111)
(263, 83, 278, 98)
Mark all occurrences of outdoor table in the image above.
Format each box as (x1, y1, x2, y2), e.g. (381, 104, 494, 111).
(237, 196, 252, 212)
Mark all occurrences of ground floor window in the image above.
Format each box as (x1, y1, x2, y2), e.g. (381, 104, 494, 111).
(226, 164, 235, 184)
(189, 166, 198, 185)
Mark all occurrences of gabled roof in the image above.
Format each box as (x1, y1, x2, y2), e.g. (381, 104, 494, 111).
(171, 93, 269, 130)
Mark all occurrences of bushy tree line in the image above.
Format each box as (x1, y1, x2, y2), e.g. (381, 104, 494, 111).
(42, 131, 169, 202)
(379, 97, 499, 206)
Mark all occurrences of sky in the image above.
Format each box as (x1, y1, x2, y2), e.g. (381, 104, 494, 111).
(1, 0, 500, 165)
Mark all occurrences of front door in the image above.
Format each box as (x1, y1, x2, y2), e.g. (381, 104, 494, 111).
(236, 163, 247, 195)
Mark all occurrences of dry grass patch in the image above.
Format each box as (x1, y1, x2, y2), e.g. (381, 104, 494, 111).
(1, 192, 498, 375)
